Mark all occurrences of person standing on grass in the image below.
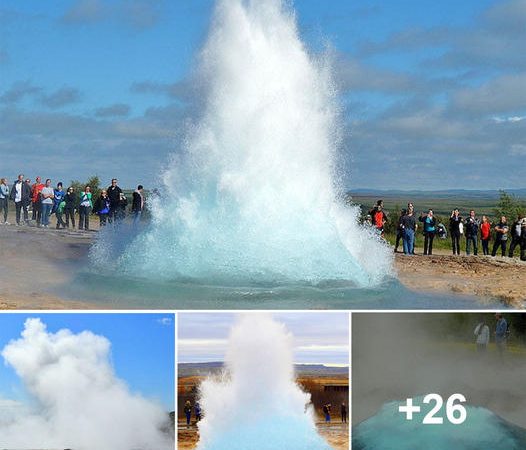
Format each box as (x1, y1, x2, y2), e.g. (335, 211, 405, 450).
(94, 190, 111, 227)
(0, 178, 9, 224)
(401, 204, 417, 255)
(78, 186, 92, 231)
(369, 200, 388, 237)
(508, 214, 524, 258)
(40, 179, 54, 228)
(64, 186, 76, 229)
(474, 319, 490, 353)
(480, 215, 491, 256)
(53, 182, 66, 229)
(107, 178, 122, 224)
(495, 314, 508, 358)
(10, 174, 31, 226)
(31, 176, 44, 225)
(394, 208, 406, 253)
(419, 209, 437, 255)
(449, 209, 462, 255)
(132, 184, 145, 226)
(491, 216, 509, 257)
(464, 210, 479, 256)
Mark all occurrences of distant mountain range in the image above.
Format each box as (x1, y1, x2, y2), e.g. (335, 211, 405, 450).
(348, 188, 526, 199)
(178, 362, 348, 378)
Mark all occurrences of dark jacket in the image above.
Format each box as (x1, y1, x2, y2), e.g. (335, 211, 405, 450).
(94, 195, 111, 215)
(464, 216, 480, 238)
(132, 191, 143, 212)
(107, 185, 122, 207)
(401, 213, 417, 231)
(9, 181, 31, 205)
(449, 215, 463, 234)
(64, 192, 77, 210)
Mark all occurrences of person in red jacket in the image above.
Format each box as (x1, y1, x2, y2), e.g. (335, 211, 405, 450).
(31, 176, 44, 225)
(480, 215, 491, 256)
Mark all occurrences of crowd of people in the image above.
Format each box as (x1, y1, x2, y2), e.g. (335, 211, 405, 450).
(368, 200, 526, 261)
(0, 174, 146, 230)
(473, 313, 509, 357)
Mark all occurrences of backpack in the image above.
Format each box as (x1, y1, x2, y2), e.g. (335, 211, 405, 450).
(374, 211, 384, 229)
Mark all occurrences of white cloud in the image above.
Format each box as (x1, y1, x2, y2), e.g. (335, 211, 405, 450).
(0, 318, 172, 450)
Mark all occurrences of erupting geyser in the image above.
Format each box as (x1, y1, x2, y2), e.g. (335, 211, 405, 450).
(0, 318, 172, 450)
(195, 314, 332, 450)
(93, 0, 392, 288)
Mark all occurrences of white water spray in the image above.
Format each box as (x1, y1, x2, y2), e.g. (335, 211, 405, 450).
(195, 314, 332, 450)
(0, 318, 172, 450)
(97, 0, 392, 288)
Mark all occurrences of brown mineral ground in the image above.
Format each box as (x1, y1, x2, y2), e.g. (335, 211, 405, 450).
(395, 250, 526, 309)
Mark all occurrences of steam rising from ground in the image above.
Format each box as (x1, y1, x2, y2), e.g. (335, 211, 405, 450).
(0, 318, 172, 450)
(196, 314, 332, 450)
(352, 314, 526, 448)
(92, 0, 393, 288)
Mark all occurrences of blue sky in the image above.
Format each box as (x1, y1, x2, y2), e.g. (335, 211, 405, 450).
(178, 312, 349, 366)
(1, 0, 525, 189)
(0, 313, 175, 411)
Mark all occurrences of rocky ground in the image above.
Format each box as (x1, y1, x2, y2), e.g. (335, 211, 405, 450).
(395, 251, 526, 309)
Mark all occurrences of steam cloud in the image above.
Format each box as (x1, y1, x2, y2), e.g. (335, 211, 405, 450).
(0, 318, 172, 450)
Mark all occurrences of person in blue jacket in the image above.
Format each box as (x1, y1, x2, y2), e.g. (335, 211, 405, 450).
(419, 209, 437, 255)
(53, 182, 66, 229)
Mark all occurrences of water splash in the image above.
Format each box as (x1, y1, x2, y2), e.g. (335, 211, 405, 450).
(353, 398, 526, 450)
(91, 0, 393, 288)
(195, 314, 332, 450)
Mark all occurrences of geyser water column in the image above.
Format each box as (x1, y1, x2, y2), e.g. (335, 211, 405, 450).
(195, 314, 333, 450)
(105, 0, 393, 287)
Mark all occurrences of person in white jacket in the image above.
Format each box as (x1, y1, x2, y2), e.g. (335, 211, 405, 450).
(474, 320, 490, 352)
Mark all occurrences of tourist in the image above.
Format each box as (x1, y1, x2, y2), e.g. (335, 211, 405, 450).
(322, 403, 331, 423)
(464, 210, 479, 256)
(508, 214, 524, 258)
(31, 176, 44, 225)
(341, 402, 347, 423)
(184, 400, 192, 426)
(394, 208, 406, 253)
(401, 204, 417, 255)
(194, 402, 202, 422)
(418, 209, 436, 255)
(491, 216, 509, 257)
(495, 314, 508, 358)
(473, 319, 489, 352)
(0, 178, 9, 224)
(107, 178, 123, 223)
(369, 200, 387, 236)
(480, 215, 491, 256)
(94, 190, 111, 227)
(132, 184, 144, 226)
(78, 186, 93, 231)
(449, 209, 462, 255)
(40, 179, 54, 228)
(520, 219, 526, 261)
(9, 174, 31, 226)
(53, 182, 66, 229)
(64, 186, 76, 229)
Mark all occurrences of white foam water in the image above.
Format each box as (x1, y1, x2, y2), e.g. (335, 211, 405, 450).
(91, 0, 393, 288)
(195, 314, 332, 450)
